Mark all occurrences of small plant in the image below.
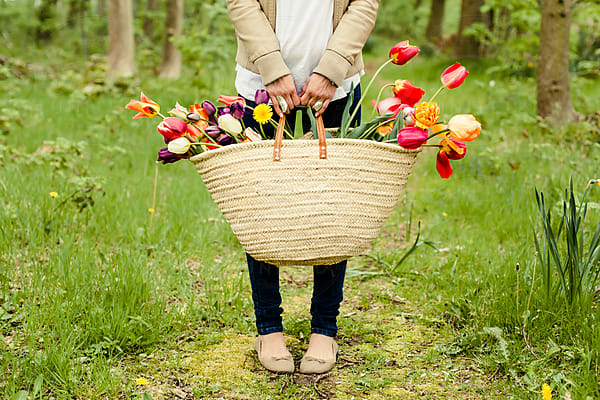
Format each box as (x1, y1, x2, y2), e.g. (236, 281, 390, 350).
(533, 179, 600, 313)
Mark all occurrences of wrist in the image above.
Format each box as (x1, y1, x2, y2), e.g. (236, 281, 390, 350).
(314, 72, 338, 88)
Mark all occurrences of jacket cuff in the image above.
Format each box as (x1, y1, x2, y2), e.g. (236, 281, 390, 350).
(254, 51, 292, 86)
(313, 49, 352, 87)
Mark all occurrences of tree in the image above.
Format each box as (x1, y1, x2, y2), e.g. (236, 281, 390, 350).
(35, 0, 58, 41)
(97, 0, 106, 16)
(107, 0, 135, 78)
(159, 0, 184, 79)
(537, 0, 575, 123)
(455, 0, 485, 57)
(425, 0, 445, 44)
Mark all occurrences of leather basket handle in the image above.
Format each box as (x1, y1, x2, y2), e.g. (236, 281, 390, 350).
(273, 114, 327, 161)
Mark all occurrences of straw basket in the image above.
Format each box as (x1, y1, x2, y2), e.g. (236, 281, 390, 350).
(190, 116, 420, 266)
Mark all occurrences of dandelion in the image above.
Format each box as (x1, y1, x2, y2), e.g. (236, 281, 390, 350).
(542, 383, 552, 400)
(148, 208, 155, 214)
(442, 212, 448, 217)
(136, 377, 149, 386)
(19, 299, 24, 303)
(50, 192, 58, 198)
(253, 104, 273, 125)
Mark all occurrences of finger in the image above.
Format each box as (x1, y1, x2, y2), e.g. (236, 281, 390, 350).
(269, 94, 283, 117)
(284, 93, 295, 112)
(300, 92, 309, 106)
(316, 99, 331, 117)
(306, 95, 317, 109)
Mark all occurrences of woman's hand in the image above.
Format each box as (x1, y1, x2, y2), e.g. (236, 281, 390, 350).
(266, 74, 300, 117)
(300, 73, 337, 117)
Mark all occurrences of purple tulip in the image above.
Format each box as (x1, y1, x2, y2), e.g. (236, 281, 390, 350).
(205, 125, 222, 138)
(202, 101, 217, 124)
(217, 134, 234, 146)
(254, 89, 269, 105)
(230, 102, 245, 119)
(157, 147, 183, 164)
(217, 106, 231, 117)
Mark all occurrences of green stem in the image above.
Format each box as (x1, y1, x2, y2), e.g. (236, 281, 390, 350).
(267, 119, 294, 139)
(426, 128, 450, 141)
(370, 84, 394, 119)
(343, 58, 394, 133)
(157, 112, 167, 120)
(190, 121, 219, 146)
(428, 86, 445, 103)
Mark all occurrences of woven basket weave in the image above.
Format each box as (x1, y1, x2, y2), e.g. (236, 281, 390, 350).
(190, 138, 420, 266)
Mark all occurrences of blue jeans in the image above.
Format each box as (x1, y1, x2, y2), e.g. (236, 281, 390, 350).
(243, 85, 361, 338)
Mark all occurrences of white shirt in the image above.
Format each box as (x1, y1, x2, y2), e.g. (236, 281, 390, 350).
(235, 0, 361, 102)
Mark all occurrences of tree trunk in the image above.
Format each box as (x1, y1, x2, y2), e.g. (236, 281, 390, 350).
(36, 0, 58, 41)
(159, 0, 184, 79)
(144, 0, 159, 39)
(537, 0, 575, 123)
(97, 0, 106, 16)
(107, 0, 136, 78)
(455, 0, 485, 57)
(425, 0, 445, 45)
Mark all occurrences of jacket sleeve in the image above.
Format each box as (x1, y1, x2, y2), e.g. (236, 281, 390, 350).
(313, 0, 380, 87)
(226, 0, 291, 86)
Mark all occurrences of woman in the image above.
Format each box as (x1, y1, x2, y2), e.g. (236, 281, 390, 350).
(226, 0, 379, 374)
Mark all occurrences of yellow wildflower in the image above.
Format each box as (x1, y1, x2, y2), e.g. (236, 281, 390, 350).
(253, 104, 273, 125)
(136, 377, 149, 386)
(148, 208, 155, 214)
(542, 383, 552, 400)
(50, 192, 58, 198)
(442, 212, 448, 217)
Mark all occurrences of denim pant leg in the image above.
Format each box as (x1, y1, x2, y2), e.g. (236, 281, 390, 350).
(246, 253, 284, 335)
(311, 260, 347, 337)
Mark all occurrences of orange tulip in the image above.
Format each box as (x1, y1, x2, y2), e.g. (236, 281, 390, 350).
(126, 92, 159, 119)
(217, 95, 246, 107)
(413, 102, 440, 129)
(436, 137, 466, 179)
(441, 63, 469, 89)
(389, 40, 419, 65)
(448, 114, 481, 142)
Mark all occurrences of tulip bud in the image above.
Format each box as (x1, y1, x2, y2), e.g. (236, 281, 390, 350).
(243, 127, 262, 142)
(218, 114, 243, 135)
(217, 106, 231, 117)
(158, 117, 188, 141)
(448, 114, 481, 142)
(254, 89, 270, 105)
(389, 40, 419, 65)
(157, 147, 183, 164)
(217, 134, 234, 146)
(205, 125, 222, 138)
(397, 127, 428, 149)
(186, 112, 201, 122)
(168, 102, 188, 119)
(403, 107, 415, 127)
(230, 102, 245, 119)
(167, 137, 191, 154)
(202, 101, 217, 118)
(441, 63, 469, 89)
(392, 80, 425, 107)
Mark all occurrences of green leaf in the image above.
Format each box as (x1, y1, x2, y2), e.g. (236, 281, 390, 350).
(307, 107, 318, 139)
(142, 393, 153, 400)
(390, 112, 404, 140)
(348, 114, 394, 139)
(32, 374, 43, 398)
(293, 109, 303, 139)
(13, 391, 28, 400)
(339, 82, 355, 138)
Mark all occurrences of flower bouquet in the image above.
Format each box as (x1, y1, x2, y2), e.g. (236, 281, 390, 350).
(126, 40, 481, 266)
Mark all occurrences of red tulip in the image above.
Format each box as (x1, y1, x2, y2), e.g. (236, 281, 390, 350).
(392, 80, 425, 107)
(441, 63, 469, 89)
(436, 137, 467, 179)
(397, 127, 428, 149)
(217, 95, 246, 107)
(157, 117, 187, 141)
(373, 96, 405, 116)
(389, 40, 419, 65)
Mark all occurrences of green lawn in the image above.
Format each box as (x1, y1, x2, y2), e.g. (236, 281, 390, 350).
(1, 39, 599, 399)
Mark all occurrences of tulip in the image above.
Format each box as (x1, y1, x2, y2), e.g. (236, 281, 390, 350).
(413, 102, 440, 129)
(392, 80, 425, 107)
(186, 124, 204, 141)
(254, 89, 270, 105)
(376, 121, 394, 137)
(217, 106, 231, 117)
(218, 114, 243, 135)
(167, 137, 191, 154)
(202, 101, 217, 119)
(126, 92, 160, 119)
(157, 117, 188, 141)
(205, 125, 222, 138)
(389, 40, 419, 65)
(397, 127, 428, 149)
(403, 106, 415, 127)
(373, 96, 405, 116)
(448, 114, 481, 142)
(168, 102, 188, 119)
(157, 147, 184, 164)
(217, 134, 234, 146)
(217, 95, 246, 108)
(243, 127, 262, 142)
(441, 63, 469, 89)
(436, 137, 467, 179)
(230, 102, 245, 119)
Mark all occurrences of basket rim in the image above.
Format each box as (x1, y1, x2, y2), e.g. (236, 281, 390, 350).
(189, 138, 422, 164)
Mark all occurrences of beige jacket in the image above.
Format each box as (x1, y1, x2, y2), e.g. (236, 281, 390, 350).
(226, 0, 379, 87)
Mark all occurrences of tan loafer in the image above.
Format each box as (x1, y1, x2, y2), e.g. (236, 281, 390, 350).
(254, 337, 295, 373)
(299, 341, 338, 374)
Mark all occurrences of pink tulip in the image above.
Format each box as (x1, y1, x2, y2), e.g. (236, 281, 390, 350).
(441, 63, 469, 89)
(397, 127, 428, 149)
(157, 117, 187, 142)
(373, 96, 405, 116)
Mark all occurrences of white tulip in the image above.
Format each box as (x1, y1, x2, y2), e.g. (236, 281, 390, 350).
(167, 137, 191, 154)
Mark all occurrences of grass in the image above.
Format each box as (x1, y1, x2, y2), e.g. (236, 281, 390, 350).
(1, 35, 600, 399)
